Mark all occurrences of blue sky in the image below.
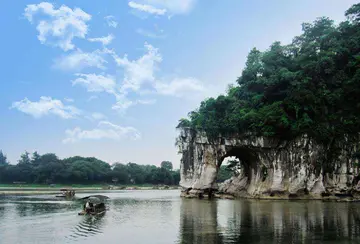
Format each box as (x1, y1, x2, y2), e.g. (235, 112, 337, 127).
(0, 0, 358, 168)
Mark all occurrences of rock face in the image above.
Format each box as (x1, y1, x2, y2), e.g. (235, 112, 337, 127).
(176, 128, 360, 200)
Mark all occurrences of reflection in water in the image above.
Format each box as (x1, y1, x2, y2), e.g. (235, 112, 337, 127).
(15, 202, 30, 217)
(0, 202, 5, 220)
(179, 199, 223, 244)
(180, 199, 360, 244)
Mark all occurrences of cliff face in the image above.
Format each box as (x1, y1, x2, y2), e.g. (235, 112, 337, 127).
(176, 128, 360, 200)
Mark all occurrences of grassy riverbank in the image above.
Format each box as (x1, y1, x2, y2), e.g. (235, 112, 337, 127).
(0, 184, 180, 195)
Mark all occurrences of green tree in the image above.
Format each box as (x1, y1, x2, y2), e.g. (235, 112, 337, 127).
(16, 151, 33, 183)
(160, 161, 173, 171)
(345, 3, 360, 22)
(217, 165, 233, 182)
(111, 163, 129, 184)
(31, 151, 41, 166)
(171, 169, 180, 185)
(127, 162, 146, 184)
(0, 150, 9, 165)
(18, 151, 31, 165)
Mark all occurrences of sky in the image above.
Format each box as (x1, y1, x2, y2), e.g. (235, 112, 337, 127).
(0, 0, 358, 168)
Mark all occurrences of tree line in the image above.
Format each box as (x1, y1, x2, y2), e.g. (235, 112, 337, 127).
(0, 150, 181, 186)
(177, 4, 360, 163)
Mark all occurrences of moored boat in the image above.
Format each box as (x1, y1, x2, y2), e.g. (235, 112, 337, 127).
(55, 188, 75, 198)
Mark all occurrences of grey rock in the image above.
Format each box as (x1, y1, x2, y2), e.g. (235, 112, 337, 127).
(177, 128, 360, 200)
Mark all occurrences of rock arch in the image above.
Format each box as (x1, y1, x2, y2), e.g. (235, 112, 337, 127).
(176, 128, 360, 199)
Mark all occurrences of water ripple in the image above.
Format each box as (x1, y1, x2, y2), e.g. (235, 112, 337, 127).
(66, 214, 106, 242)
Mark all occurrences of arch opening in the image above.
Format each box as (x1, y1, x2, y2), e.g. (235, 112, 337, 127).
(216, 156, 239, 183)
(216, 147, 262, 185)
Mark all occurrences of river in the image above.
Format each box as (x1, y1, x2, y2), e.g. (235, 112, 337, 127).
(0, 190, 360, 244)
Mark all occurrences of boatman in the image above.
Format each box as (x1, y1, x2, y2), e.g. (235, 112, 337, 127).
(85, 201, 91, 213)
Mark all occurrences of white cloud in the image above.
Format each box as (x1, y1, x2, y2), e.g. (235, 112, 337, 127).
(104, 15, 118, 28)
(88, 34, 115, 46)
(129, 0, 196, 17)
(128, 1, 166, 15)
(24, 2, 91, 51)
(66, 43, 201, 116)
(109, 43, 162, 93)
(137, 99, 156, 105)
(105, 42, 203, 106)
(111, 95, 156, 113)
(63, 121, 141, 143)
(64, 97, 74, 102)
(111, 95, 134, 112)
(136, 28, 166, 39)
(87, 95, 98, 101)
(155, 77, 204, 97)
(91, 112, 107, 120)
(72, 73, 117, 94)
(53, 49, 107, 71)
(11, 96, 81, 119)
(84, 112, 107, 121)
(70, 69, 156, 114)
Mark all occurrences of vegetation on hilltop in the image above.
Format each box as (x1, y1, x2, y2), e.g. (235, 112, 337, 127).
(177, 4, 360, 159)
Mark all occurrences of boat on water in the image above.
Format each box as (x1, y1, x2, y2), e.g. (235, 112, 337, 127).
(78, 195, 109, 216)
(55, 188, 75, 198)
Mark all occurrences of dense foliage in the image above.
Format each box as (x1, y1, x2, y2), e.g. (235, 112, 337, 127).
(217, 165, 234, 183)
(0, 150, 180, 186)
(177, 4, 360, 156)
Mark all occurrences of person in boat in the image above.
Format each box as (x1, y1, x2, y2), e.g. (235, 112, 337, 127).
(84, 201, 94, 214)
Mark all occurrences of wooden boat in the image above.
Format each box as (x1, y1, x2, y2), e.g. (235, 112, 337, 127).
(78, 195, 109, 216)
(55, 188, 75, 198)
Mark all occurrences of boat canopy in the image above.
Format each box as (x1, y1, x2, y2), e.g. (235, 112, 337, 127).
(80, 195, 109, 204)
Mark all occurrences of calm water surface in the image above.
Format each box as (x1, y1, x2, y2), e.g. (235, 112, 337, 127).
(0, 190, 360, 244)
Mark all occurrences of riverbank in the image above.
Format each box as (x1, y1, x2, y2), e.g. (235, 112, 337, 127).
(180, 191, 360, 202)
(0, 184, 180, 195)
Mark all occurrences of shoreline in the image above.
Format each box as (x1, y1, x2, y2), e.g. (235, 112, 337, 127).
(180, 192, 360, 202)
(0, 185, 181, 196)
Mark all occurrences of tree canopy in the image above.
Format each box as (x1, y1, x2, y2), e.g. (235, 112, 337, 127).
(0, 151, 181, 185)
(177, 4, 360, 159)
(161, 161, 173, 171)
(0, 150, 9, 165)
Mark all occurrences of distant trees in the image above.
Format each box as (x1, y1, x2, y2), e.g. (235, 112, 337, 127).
(161, 161, 173, 171)
(0, 150, 180, 186)
(0, 150, 8, 165)
(18, 151, 31, 165)
(0, 150, 9, 183)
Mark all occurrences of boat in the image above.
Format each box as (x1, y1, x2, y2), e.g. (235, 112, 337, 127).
(55, 188, 75, 198)
(78, 195, 109, 216)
